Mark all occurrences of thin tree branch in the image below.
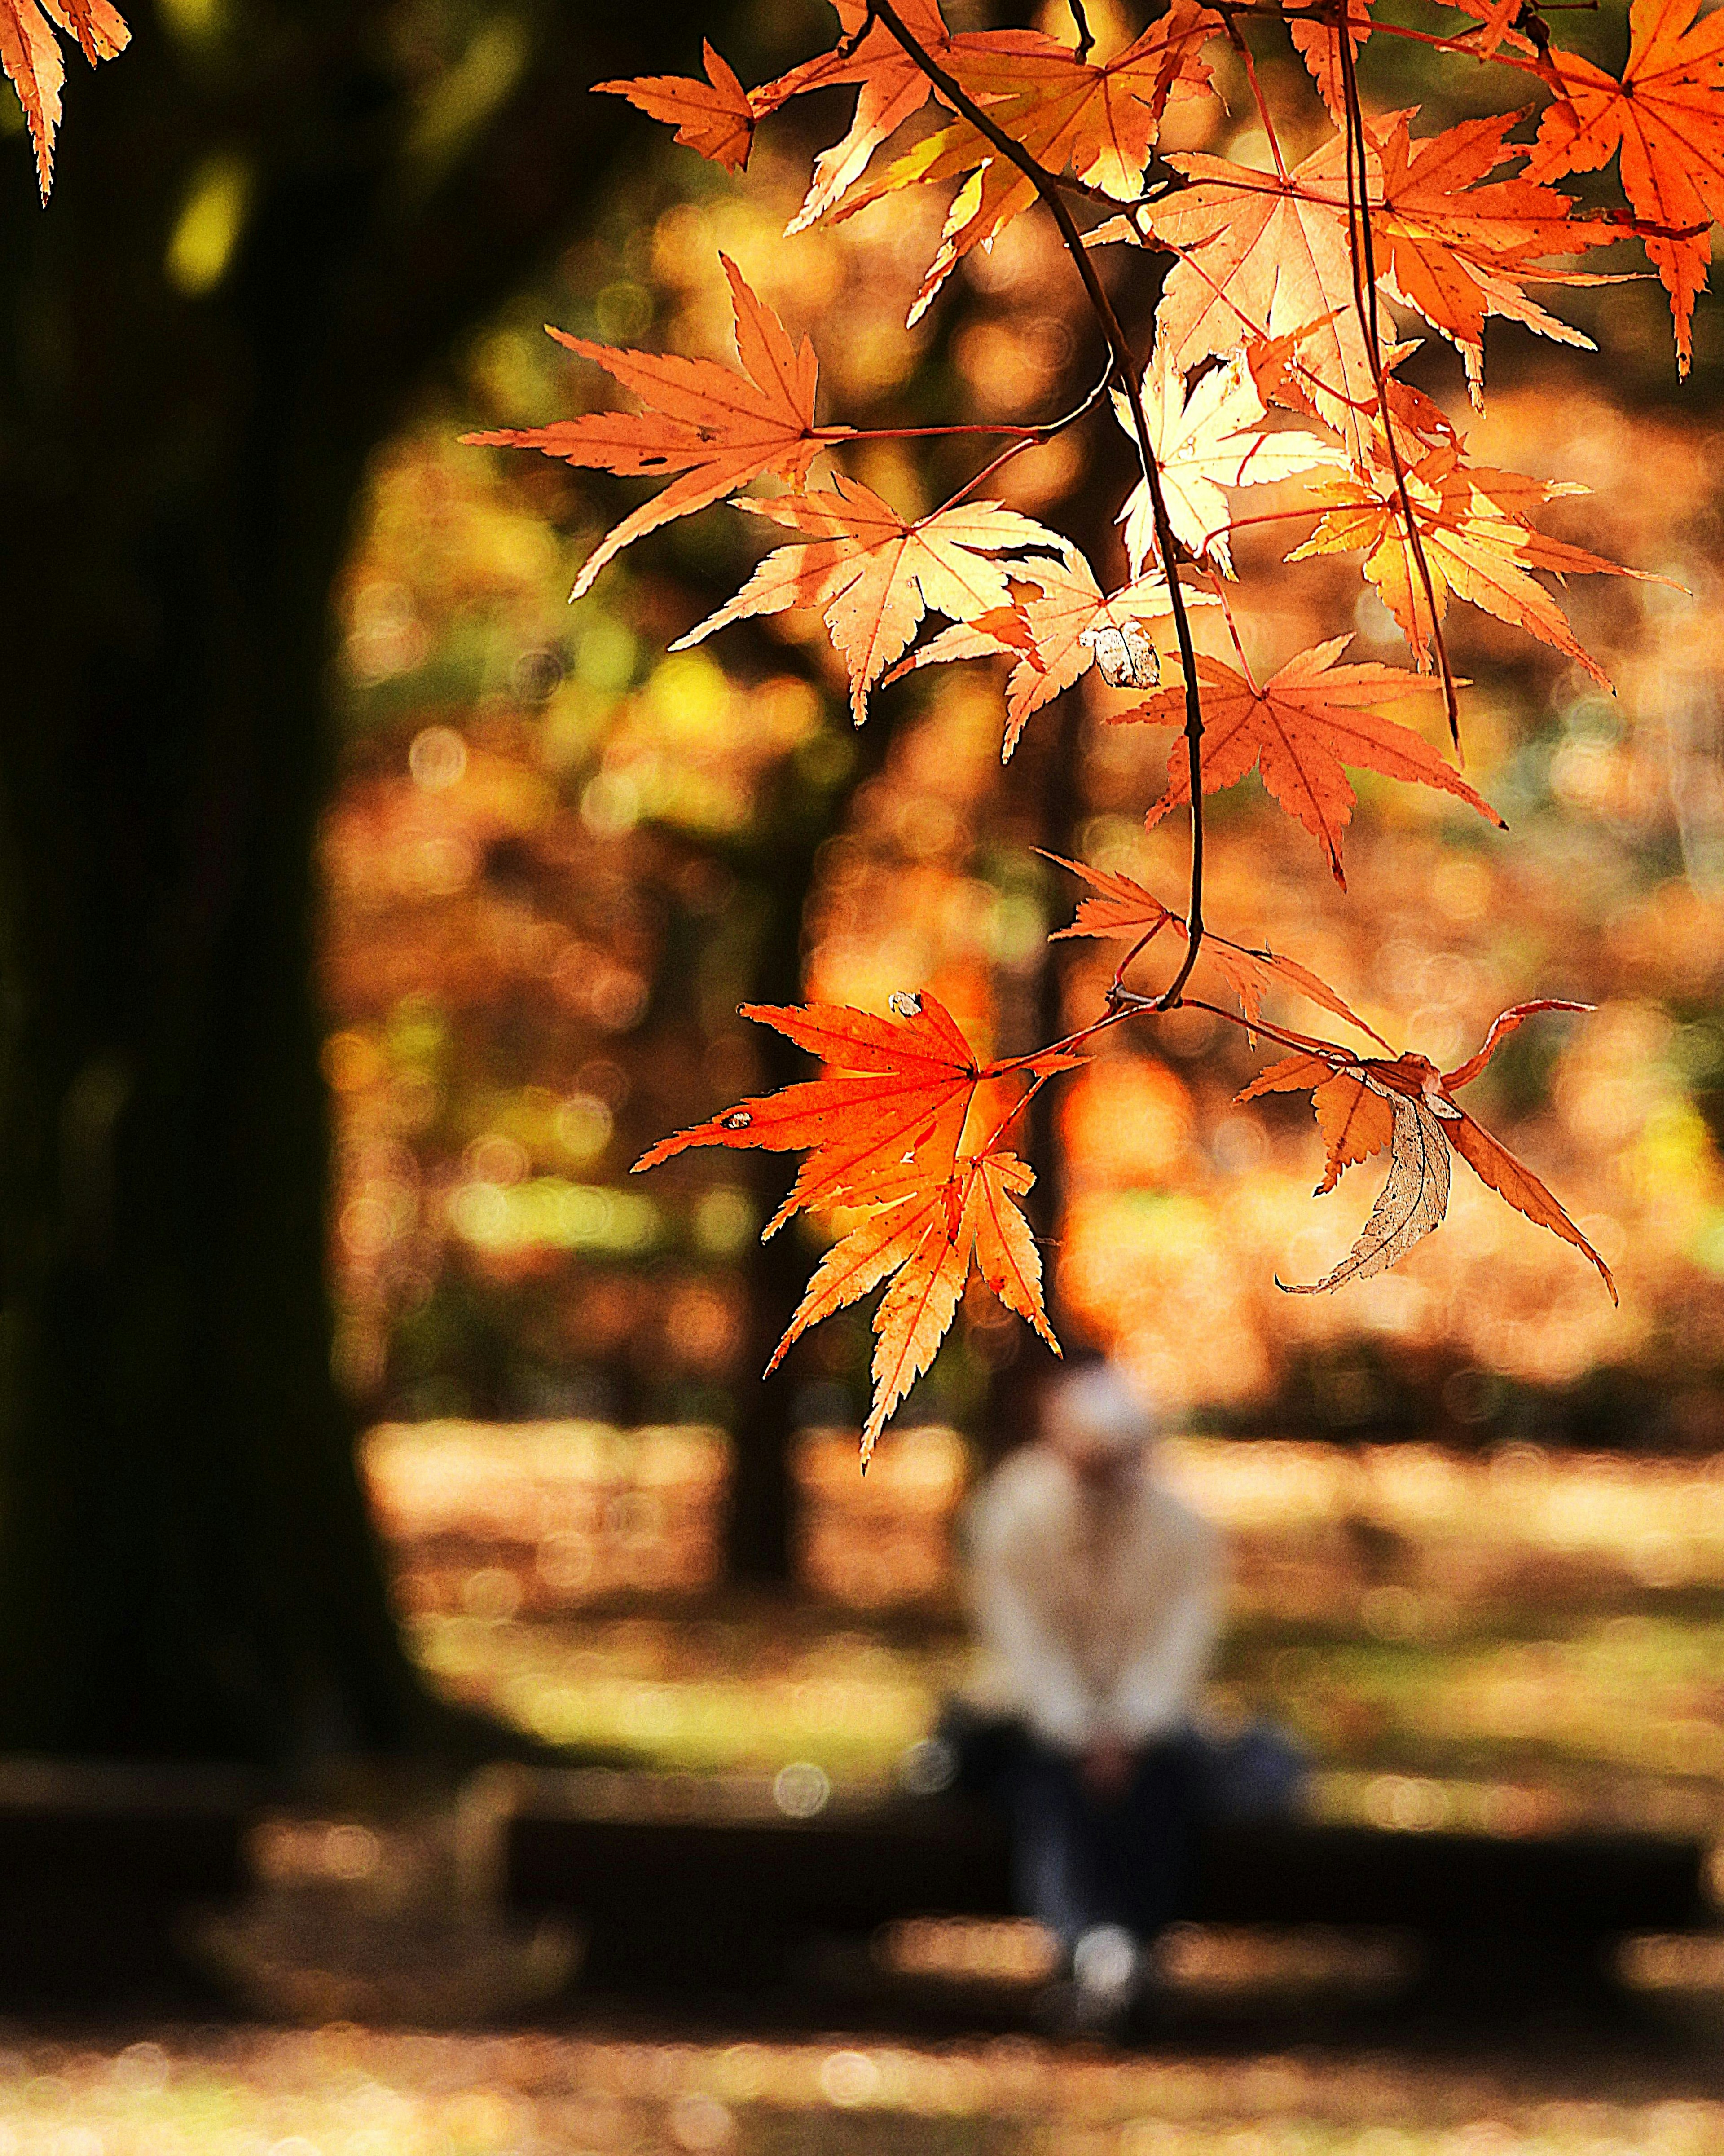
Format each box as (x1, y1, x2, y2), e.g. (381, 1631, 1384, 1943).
(863, 0, 1210, 1006)
(1334, 3, 1463, 745)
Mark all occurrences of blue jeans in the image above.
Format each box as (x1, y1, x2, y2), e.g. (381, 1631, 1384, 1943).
(940, 1707, 1202, 1950)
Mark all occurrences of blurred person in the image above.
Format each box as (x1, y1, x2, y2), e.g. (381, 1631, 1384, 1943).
(936, 1355, 1297, 2030)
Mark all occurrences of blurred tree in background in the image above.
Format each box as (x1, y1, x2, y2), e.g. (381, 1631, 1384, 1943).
(0, 0, 791, 1759)
(4, 0, 1724, 1768)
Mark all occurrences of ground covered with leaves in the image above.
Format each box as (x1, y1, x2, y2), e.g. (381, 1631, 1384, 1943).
(8, 2019, 1724, 2155)
(389, 1434, 1724, 1836)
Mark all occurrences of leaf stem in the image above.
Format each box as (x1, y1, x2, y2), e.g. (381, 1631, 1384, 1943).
(844, 356, 1114, 450)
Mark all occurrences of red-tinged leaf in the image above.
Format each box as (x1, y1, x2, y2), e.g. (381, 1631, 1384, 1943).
(1365, 110, 1622, 398)
(1446, 1109, 1618, 1301)
(964, 1150, 1057, 1351)
(2, 0, 126, 199)
(1527, 0, 1724, 374)
(1309, 1069, 1399, 1192)
(462, 256, 849, 600)
(1042, 852, 1388, 1042)
(1044, 854, 1177, 944)
(672, 472, 1068, 724)
(1238, 1009, 1615, 1298)
(765, 1184, 946, 1376)
(1440, 997, 1592, 1089)
(1236, 1050, 1339, 1102)
(1116, 640, 1499, 886)
(595, 40, 756, 173)
(633, 992, 983, 1237)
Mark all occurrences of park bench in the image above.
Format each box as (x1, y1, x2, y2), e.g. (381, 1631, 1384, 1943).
(497, 1767, 1719, 2003)
(0, 1759, 254, 2002)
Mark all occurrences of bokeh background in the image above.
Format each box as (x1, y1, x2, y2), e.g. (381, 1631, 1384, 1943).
(310, 0, 1724, 1833)
(4, 0, 1724, 2141)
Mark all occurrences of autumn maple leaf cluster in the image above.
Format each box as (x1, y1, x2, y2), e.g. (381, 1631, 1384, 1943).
(456, 0, 1696, 1451)
(0, 0, 128, 200)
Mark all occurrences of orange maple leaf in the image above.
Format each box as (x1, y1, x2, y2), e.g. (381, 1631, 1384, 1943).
(594, 40, 755, 174)
(836, 1, 1220, 321)
(883, 542, 1208, 755)
(462, 256, 849, 601)
(1365, 110, 1622, 396)
(1290, 0, 1374, 119)
(634, 992, 1078, 1231)
(1288, 440, 1647, 684)
(1, 0, 127, 200)
(635, 994, 1073, 1456)
(1113, 115, 1611, 443)
(1117, 137, 1384, 455)
(1527, 0, 1724, 375)
(1237, 1003, 1616, 1298)
(771, 1143, 1056, 1460)
(1042, 853, 1389, 1044)
(670, 472, 1068, 724)
(750, 0, 1056, 234)
(1115, 639, 1500, 885)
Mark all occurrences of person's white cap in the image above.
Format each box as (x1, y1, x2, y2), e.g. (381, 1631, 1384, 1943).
(1044, 1360, 1154, 1455)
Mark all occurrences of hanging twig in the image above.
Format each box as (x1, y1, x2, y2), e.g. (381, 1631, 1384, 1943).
(863, 0, 1212, 1006)
(1333, 0, 1463, 746)
(1068, 0, 1096, 63)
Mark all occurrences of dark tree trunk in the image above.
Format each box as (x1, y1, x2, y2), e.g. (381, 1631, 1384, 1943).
(726, 725, 895, 1584)
(0, 0, 730, 1758)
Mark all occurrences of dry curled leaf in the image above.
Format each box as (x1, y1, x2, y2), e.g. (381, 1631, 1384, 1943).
(1238, 1005, 1617, 1299)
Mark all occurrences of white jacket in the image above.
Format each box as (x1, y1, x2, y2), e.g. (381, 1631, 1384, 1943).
(963, 1444, 1223, 1752)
